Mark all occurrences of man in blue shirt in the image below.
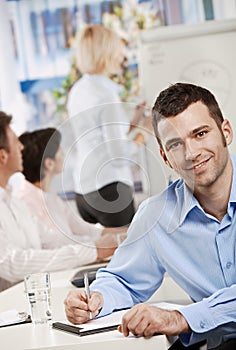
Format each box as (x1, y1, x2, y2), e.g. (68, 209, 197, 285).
(64, 83, 236, 349)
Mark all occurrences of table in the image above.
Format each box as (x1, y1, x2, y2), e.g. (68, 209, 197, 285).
(0, 265, 191, 350)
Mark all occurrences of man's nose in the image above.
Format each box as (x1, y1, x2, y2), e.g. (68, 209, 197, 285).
(185, 139, 200, 160)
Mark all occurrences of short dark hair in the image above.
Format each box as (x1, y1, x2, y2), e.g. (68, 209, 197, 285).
(19, 128, 61, 183)
(152, 83, 224, 149)
(0, 111, 12, 152)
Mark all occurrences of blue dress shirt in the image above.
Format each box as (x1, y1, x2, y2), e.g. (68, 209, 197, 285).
(91, 154, 236, 347)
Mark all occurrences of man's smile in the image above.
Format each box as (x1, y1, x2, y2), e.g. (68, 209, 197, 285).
(184, 157, 212, 172)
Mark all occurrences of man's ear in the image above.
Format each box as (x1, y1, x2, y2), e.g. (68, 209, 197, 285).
(222, 119, 233, 146)
(160, 149, 172, 168)
(0, 149, 8, 165)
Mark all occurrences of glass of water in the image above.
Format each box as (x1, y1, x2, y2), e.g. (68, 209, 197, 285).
(24, 272, 52, 325)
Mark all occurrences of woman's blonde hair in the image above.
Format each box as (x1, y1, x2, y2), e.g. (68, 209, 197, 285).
(76, 24, 123, 74)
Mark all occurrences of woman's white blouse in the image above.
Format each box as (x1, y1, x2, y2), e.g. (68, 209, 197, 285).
(67, 74, 138, 194)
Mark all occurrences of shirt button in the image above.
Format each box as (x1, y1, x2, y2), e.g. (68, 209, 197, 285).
(226, 262, 232, 269)
(200, 321, 206, 329)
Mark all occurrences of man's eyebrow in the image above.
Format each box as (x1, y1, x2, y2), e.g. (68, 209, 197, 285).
(191, 125, 210, 135)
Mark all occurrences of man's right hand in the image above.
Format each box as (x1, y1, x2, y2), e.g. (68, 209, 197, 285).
(64, 289, 104, 324)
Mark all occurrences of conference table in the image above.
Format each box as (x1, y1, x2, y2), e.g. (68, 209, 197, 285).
(0, 264, 191, 350)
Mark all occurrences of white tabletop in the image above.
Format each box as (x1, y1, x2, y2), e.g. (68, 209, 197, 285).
(0, 266, 190, 350)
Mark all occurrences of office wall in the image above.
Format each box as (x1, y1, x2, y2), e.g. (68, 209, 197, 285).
(139, 19, 236, 195)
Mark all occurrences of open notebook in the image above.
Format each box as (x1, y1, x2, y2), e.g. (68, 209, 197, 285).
(53, 302, 184, 336)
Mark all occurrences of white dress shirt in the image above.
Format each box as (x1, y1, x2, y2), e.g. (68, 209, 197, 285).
(0, 185, 98, 291)
(15, 179, 102, 248)
(67, 74, 138, 194)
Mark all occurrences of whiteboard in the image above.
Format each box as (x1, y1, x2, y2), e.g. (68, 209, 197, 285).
(139, 19, 236, 195)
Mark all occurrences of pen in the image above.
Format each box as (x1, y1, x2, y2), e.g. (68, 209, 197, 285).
(84, 272, 92, 320)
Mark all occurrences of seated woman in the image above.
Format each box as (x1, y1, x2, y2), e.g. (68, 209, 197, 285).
(16, 128, 126, 262)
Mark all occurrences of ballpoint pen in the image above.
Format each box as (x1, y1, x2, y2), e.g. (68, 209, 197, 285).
(84, 272, 92, 320)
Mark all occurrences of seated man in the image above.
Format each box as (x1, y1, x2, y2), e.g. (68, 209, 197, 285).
(64, 83, 236, 350)
(0, 112, 119, 291)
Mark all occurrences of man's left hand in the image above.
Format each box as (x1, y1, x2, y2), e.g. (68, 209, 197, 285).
(118, 303, 190, 337)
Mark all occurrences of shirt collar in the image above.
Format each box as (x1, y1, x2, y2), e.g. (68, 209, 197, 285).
(166, 179, 198, 233)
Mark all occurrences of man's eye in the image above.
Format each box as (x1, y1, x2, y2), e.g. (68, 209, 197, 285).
(169, 141, 181, 150)
(197, 131, 207, 138)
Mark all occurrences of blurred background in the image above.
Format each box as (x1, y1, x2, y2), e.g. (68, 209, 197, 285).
(1, 0, 236, 198)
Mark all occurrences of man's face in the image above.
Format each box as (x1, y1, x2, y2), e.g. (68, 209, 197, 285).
(5, 126, 24, 175)
(158, 101, 233, 191)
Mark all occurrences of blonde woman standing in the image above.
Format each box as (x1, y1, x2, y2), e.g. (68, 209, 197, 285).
(67, 25, 147, 227)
